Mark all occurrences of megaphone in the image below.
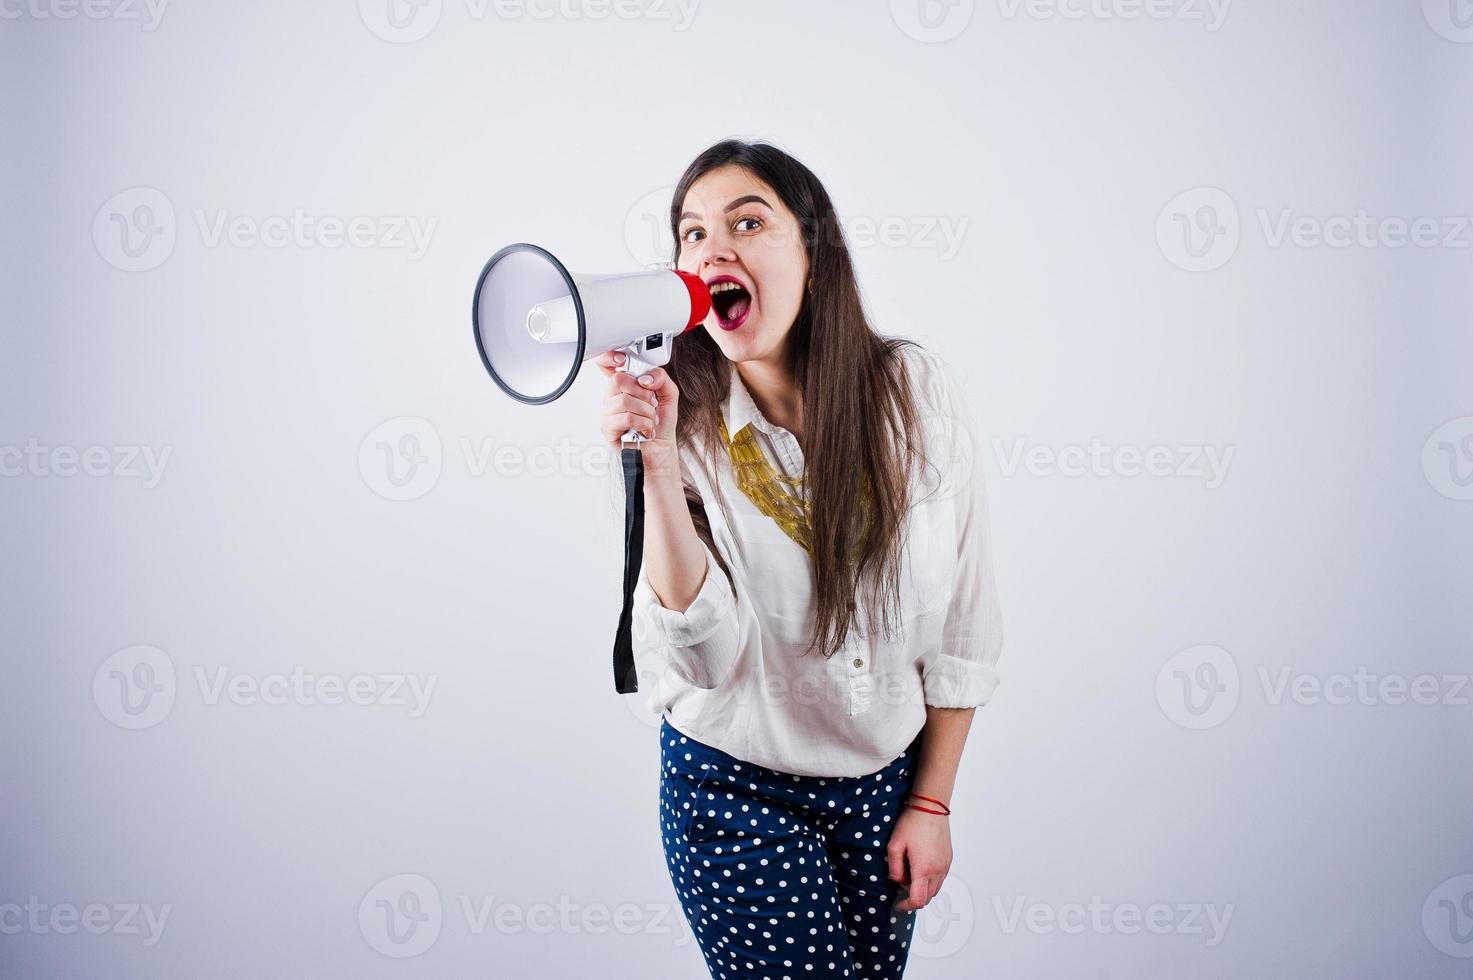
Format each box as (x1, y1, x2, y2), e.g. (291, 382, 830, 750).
(472, 243, 711, 440)
(471, 241, 713, 697)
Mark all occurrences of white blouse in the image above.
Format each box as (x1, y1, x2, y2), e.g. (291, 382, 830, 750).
(612, 344, 1003, 777)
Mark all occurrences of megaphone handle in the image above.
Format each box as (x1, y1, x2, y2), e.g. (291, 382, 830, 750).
(618, 349, 661, 444)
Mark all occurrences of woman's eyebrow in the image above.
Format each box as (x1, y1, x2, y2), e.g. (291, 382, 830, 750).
(679, 195, 773, 222)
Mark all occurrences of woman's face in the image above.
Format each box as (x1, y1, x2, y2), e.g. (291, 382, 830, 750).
(676, 164, 809, 365)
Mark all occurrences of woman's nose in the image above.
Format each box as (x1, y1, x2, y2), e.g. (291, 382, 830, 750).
(701, 238, 736, 272)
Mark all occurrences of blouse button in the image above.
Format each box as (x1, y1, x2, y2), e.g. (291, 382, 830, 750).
(852, 657, 864, 669)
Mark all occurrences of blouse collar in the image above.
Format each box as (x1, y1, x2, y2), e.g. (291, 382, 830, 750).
(722, 363, 784, 444)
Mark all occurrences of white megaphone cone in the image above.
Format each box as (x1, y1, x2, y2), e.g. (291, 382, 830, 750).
(473, 243, 711, 442)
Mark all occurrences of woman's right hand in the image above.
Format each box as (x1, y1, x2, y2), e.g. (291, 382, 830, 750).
(594, 351, 681, 466)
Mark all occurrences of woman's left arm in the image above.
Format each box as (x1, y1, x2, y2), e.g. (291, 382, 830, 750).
(889, 352, 1006, 912)
(887, 705, 973, 911)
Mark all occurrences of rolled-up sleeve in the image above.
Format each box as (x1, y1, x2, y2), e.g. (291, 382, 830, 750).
(919, 357, 1005, 709)
(633, 538, 741, 691)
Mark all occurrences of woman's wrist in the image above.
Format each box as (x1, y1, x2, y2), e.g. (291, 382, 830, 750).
(904, 792, 952, 816)
(640, 443, 682, 482)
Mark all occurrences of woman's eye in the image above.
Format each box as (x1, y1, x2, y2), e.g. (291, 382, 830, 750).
(682, 227, 705, 244)
(735, 217, 762, 233)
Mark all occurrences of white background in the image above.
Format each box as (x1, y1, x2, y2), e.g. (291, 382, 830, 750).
(2, 0, 1471, 977)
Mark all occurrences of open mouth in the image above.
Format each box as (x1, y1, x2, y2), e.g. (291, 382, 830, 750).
(708, 277, 753, 330)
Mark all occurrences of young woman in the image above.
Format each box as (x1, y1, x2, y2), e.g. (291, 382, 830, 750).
(597, 140, 1004, 979)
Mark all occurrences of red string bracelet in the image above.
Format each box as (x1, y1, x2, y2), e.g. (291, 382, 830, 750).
(904, 793, 952, 815)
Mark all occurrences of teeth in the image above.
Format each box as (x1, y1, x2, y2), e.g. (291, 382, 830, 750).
(708, 281, 747, 295)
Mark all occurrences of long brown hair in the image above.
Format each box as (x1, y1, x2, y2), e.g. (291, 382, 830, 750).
(667, 139, 928, 660)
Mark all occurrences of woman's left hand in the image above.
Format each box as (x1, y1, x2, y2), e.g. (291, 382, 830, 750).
(886, 806, 952, 911)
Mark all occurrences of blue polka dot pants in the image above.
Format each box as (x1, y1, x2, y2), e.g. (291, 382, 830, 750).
(659, 717, 922, 979)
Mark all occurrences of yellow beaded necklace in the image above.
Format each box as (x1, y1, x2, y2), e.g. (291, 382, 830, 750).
(716, 412, 873, 563)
